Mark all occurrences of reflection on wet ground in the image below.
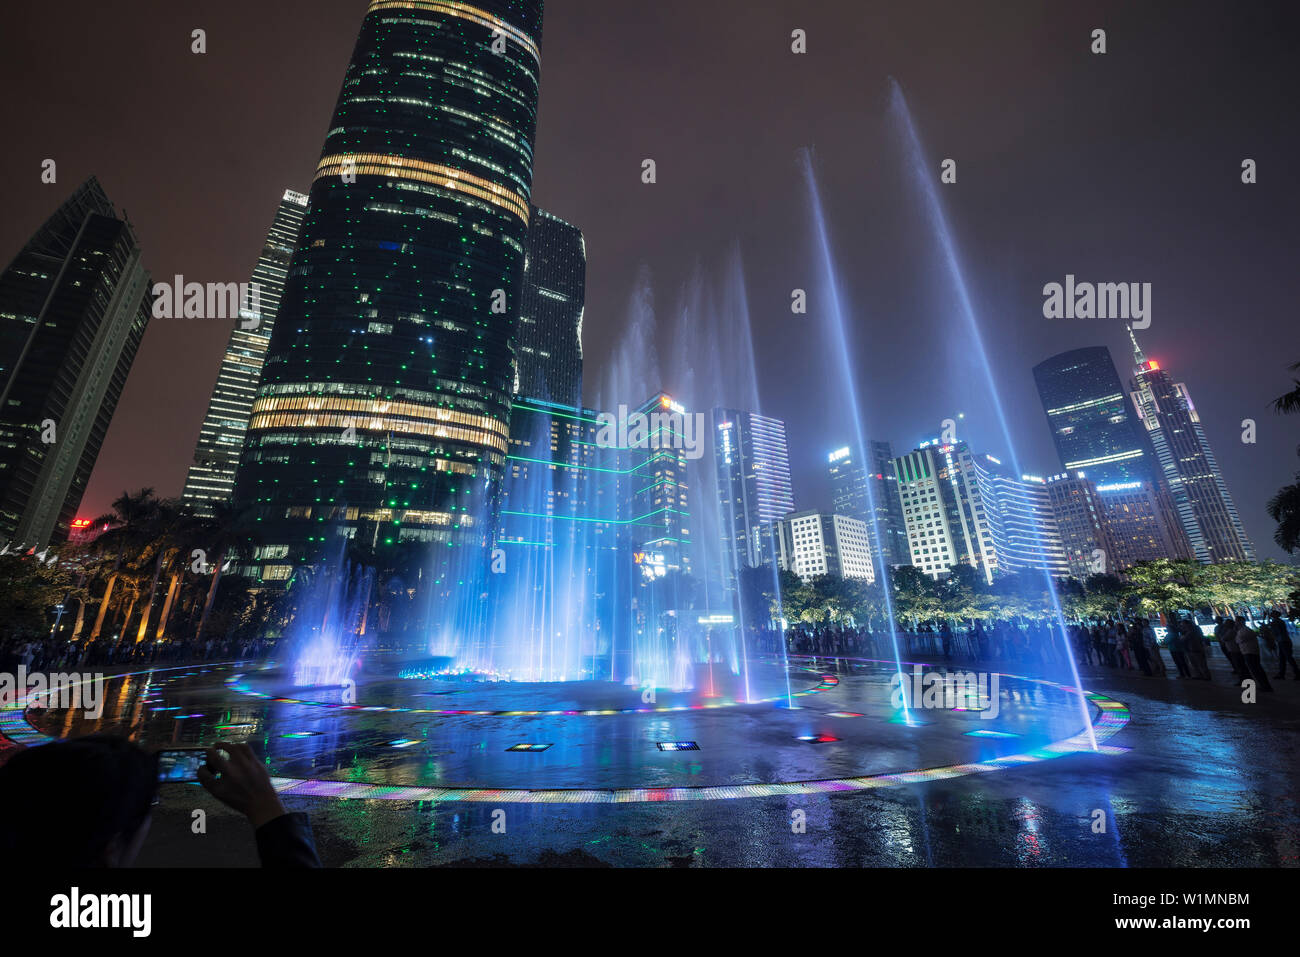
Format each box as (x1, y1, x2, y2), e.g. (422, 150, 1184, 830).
(13, 655, 1300, 866)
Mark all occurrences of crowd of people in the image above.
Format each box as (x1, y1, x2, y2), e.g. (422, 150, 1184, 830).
(0, 633, 275, 676)
(769, 610, 1300, 692)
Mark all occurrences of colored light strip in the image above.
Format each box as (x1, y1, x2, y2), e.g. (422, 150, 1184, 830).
(367, 0, 541, 66)
(315, 153, 530, 224)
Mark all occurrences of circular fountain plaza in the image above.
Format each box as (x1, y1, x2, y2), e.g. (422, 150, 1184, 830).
(3, 653, 1128, 804)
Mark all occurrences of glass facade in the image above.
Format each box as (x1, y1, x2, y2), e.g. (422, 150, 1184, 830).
(1032, 346, 1156, 487)
(714, 408, 794, 592)
(514, 207, 585, 407)
(0, 178, 152, 549)
(233, 0, 546, 580)
(1128, 332, 1254, 563)
(827, 439, 907, 569)
(182, 189, 307, 517)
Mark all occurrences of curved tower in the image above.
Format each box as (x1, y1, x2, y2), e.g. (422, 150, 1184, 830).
(235, 0, 545, 583)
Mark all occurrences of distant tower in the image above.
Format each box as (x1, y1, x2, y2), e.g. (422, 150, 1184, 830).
(1032, 346, 1157, 486)
(0, 179, 152, 548)
(182, 189, 307, 517)
(714, 408, 794, 592)
(514, 207, 585, 407)
(1127, 329, 1254, 563)
(827, 440, 907, 569)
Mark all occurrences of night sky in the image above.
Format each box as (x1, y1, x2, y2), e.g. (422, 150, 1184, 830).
(2, 0, 1297, 558)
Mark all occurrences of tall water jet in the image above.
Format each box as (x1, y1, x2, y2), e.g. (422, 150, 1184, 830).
(886, 78, 1096, 749)
(289, 543, 376, 687)
(796, 147, 911, 722)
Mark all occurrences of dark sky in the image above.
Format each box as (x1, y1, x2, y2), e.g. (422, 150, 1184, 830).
(3, 0, 1297, 558)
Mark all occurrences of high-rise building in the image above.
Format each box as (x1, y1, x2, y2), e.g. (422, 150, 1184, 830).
(1044, 472, 1113, 578)
(1127, 329, 1254, 563)
(1033, 343, 1189, 564)
(1095, 479, 1189, 570)
(514, 207, 585, 407)
(827, 440, 907, 569)
(233, 0, 546, 582)
(714, 409, 794, 593)
(894, 442, 1068, 583)
(0, 179, 152, 549)
(772, 510, 874, 582)
(1032, 346, 1157, 486)
(182, 189, 307, 517)
(622, 393, 693, 578)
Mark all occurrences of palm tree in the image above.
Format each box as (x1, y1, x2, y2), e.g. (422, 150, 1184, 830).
(194, 501, 259, 642)
(86, 488, 160, 641)
(1273, 361, 1300, 415)
(1267, 480, 1300, 554)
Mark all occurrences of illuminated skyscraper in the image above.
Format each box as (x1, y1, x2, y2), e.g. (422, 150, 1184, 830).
(1032, 346, 1156, 486)
(182, 189, 307, 517)
(1128, 330, 1254, 563)
(827, 440, 907, 569)
(1033, 343, 1189, 563)
(0, 179, 152, 549)
(233, 0, 545, 582)
(714, 408, 794, 593)
(514, 207, 585, 407)
(894, 442, 1068, 583)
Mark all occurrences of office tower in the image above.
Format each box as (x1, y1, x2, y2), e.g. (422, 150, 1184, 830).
(1033, 343, 1189, 562)
(772, 510, 874, 582)
(1096, 479, 1189, 570)
(827, 440, 907, 568)
(894, 442, 1067, 583)
(514, 207, 585, 407)
(1127, 330, 1254, 563)
(182, 190, 307, 517)
(1044, 473, 1113, 578)
(0, 179, 152, 549)
(1033, 346, 1159, 486)
(714, 409, 794, 592)
(233, 0, 546, 582)
(620, 393, 693, 578)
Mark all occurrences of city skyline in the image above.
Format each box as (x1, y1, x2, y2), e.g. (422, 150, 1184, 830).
(1, 0, 1296, 561)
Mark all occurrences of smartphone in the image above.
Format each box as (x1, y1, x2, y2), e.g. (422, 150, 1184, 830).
(156, 748, 208, 783)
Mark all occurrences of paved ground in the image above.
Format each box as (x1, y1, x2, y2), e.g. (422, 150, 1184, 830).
(123, 653, 1300, 867)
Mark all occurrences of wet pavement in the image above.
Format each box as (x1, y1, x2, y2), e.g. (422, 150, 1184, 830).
(15, 654, 1300, 866)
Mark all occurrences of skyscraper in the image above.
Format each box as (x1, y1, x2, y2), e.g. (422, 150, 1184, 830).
(0, 179, 152, 549)
(1096, 479, 1188, 569)
(894, 442, 1068, 583)
(233, 0, 546, 582)
(1032, 346, 1156, 486)
(713, 409, 794, 592)
(827, 440, 907, 569)
(514, 207, 585, 407)
(182, 189, 307, 517)
(1128, 330, 1254, 563)
(1044, 472, 1112, 578)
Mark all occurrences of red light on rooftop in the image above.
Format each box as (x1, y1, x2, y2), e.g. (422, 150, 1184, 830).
(1146, 360, 1160, 371)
